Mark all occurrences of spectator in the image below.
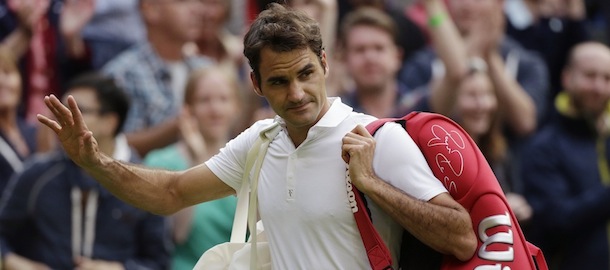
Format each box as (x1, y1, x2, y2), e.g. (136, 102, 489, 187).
(82, 0, 146, 69)
(0, 0, 95, 124)
(407, 0, 533, 229)
(192, 0, 255, 134)
(0, 72, 171, 270)
(337, 0, 427, 63)
(400, 0, 549, 138)
(0, 48, 37, 192)
(145, 66, 242, 270)
(504, 0, 590, 112)
(521, 41, 610, 270)
(102, 0, 212, 157)
(339, 7, 411, 118)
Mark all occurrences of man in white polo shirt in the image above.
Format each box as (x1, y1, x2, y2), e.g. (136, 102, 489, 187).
(36, 3, 477, 269)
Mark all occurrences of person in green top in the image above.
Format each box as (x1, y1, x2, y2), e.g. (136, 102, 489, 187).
(144, 65, 244, 270)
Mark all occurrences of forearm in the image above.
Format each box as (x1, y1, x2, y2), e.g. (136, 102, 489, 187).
(62, 33, 87, 59)
(4, 252, 49, 270)
(86, 154, 185, 215)
(424, 0, 469, 116)
(1, 26, 32, 59)
(364, 177, 476, 261)
(424, 0, 468, 83)
(317, 0, 337, 57)
(486, 52, 537, 136)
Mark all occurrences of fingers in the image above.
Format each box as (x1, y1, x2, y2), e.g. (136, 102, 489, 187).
(67, 95, 88, 131)
(36, 114, 61, 133)
(44, 95, 74, 127)
(350, 124, 373, 138)
(341, 150, 350, 164)
(341, 125, 375, 164)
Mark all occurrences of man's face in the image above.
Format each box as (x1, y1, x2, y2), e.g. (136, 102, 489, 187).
(149, 0, 205, 42)
(199, 0, 228, 40)
(0, 67, 21, 110)
(63, 88, 113, 139)
(454, 73, 497, 138)
(344, 25, 401, 93)
(563, 46, 610, 119)
(252, 47, 330, 133)
(189, 70, 239, 141)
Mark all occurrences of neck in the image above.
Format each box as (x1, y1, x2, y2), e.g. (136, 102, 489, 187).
(357, 81, 398, 118)
(147, 31, 185, 62)
(286, 127, 308, 148)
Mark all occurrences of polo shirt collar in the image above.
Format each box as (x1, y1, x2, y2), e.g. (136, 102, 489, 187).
(315, 97, 353, 128)
(273, 97, 353, 130)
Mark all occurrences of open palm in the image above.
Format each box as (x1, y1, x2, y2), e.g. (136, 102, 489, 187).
(37, 95, 102, 168)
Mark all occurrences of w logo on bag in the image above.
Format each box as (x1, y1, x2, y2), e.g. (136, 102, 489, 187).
(345, 168, 359, 213)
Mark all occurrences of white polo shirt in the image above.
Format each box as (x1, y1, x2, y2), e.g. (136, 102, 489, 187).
(206, 98, 447, 269)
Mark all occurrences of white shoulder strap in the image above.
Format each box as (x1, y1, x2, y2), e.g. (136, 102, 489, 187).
(230, 123, 281, 244)
(0, 135, 24, 174)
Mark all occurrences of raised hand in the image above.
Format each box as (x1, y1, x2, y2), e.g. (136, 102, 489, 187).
(7, 0, 50, 32)
(178, 108, 208, 164)
(465, 4, 503, 58)
(36, 95, 103, 168)
(60, 0, 96, 39)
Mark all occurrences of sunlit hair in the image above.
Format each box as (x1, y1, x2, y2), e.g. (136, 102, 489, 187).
(339, 7, 399, 47)
(183, 64, 242, 107)
(243, 3, 324, 87)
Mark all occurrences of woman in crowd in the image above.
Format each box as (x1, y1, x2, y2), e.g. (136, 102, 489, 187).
(0, 48, 38, 191)
(144, 65, 243, 270)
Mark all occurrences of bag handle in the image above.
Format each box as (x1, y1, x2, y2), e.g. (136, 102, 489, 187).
(351, 184, 394, 270)
(0, 135, 24, 174)
(230, 123, 280, 243)
(229, 122, 281, 269)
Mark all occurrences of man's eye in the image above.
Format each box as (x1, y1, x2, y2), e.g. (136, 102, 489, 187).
(301, 71, 313, 79)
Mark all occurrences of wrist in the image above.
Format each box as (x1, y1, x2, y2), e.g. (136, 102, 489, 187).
(427, 12, 447, 28)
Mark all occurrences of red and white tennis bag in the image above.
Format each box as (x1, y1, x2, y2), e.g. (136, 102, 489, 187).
(366, 111, 548, 270)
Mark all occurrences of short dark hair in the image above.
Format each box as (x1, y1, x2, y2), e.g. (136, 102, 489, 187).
(340, 7, 399, 47)
(243, 3, 324, 87)
(64, 73, 131, 137)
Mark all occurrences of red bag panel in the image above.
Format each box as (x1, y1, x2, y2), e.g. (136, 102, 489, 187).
(366, 111, 548, 270)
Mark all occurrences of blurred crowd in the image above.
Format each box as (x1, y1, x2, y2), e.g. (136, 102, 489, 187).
(0, 0, 609, 269)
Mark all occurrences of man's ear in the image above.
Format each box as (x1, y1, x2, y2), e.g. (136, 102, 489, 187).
(321, 50, 329, 76)
(250, 71, 263, 97)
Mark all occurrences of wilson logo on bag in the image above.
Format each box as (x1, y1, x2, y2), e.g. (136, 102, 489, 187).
(366, 111, 548, 270)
